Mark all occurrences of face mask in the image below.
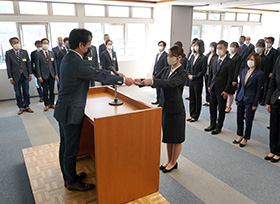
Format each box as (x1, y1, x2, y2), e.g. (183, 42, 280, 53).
(245, 40, 249, 45)
(13, 43, 21, 50)
(209, 47, 214, 52)
(65, 44, 70, 50)
(229, 47, 235, 54)
(167, 57, 178, 66)
(216, 49, 224, 56)
(266, 43, 272, 48)
(58, 42, 63, 47)
(255, 47, 262, 54)
(42, 44, 49, 50)
(158, 46, 163, 52)
(37, 47, 42, 52)
(239, 40, 244, 45)
(247, 60, 255, 68)
(107, 46, 112, 51)
(194, 46, 199, 52)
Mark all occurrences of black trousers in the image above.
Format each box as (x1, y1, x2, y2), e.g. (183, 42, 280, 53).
(42, 75, 55, 106)
(209, 90, 227, 129)
(204, 74, 210, 103)
(269, 102, 280, 155)
(59, 122, 83, 185)
(262, 77, 271, 103)
(156, 87, 161, 102)
(189, 82, 203, 120)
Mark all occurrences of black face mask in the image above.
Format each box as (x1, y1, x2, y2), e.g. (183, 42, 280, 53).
(83, 47, 91, 57)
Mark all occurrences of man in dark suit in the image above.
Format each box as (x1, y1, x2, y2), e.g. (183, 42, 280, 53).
(237, 35, 249, 69)
(31, 40, 43, 102)
(101, 39, 118, 72)
(52, 36, 64, 63)
(54, 28, 133, 191)
(36, 38, 58, 111)
(205, 40, 234, 134)
(84, 44, 99, 87)
(152, 41, 168, 105)
(245, 36, 255, 55)
(5, 37, 34, 115)
(98, 34, 110, 67)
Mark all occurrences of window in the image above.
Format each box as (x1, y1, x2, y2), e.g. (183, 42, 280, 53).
(108, 6, 129, 18)
(223, 26, 242, 45)
(249, 14, 261, 22)
(85, 5, 105, 17)
(192, 26, 201, 40)
(0, 22, 18, 70)
(104, 24, 125, 57)
(50, 23, 79, 47)
(193, 12, 207, 20)
(84, 23, 103, 48)
(242, 26, 253, 37)
(127, 24, 146, 57)
(201, 25, 221, 52)
(225, 13, 236, 21)
(52, 3, 75, 16)
(237, 13, 248, 21)
(132, 7, 152, 18)
(19, 1, 48, 15)
(0, 1, 14, 14)
(208, 13, 220, 21)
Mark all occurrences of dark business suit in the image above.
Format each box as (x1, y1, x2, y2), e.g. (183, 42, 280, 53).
(98, 43, 106, 66)
(52, 46, 63, 66)
(237, 44, 249, 69)
(152, 66, 187, 143)
(57, 49, 68, 73)
(236, 68, 264, 140)
(208, 55, 234, 129)
(84, 45, 99, 87)
(36, 50, 58, 106)
(228, 53, 242, 94)
(5, 49, 32, 109)
(265, 65, 280, 155)
(247, 43, 255, 55)
(153, 51, 168, 103)
(205, 53, 217, 103)
(187, 54, 207, 120)
(54, 50, 123, 185)
(31, 50, 43, 98)
(101, 49, 118, 71)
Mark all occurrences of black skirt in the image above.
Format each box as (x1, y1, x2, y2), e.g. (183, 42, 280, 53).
(162, 111, 186, 144)
(228, 84, 237, 95)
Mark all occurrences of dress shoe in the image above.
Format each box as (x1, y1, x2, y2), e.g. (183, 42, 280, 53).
(162, 163, 178, 173)
(203, 102, 210, 106)
(233, 139, 242, 144)
(264, 155, 274, 160)
(204, 125, 215, 132)
(39, 98, 43, 102)
(66, 180, 95, 192)
(271, 157, 280, 163)
(160, 165, 166, 170)
(211, 128, 221, 135)
(18, 108, 24, 115)
(25, 107, 34, 113)
(190, 119, 197, 123)
(44, 106, 49, 111)
(151, 101, 159, 105)
(239, 142, 247, 148)
(49, 104, 55, 109)
(185, 97, 190, 100)
(267, 125, 270, 129)
(186, 118, 192, 121)
(64, 172, 87, 187)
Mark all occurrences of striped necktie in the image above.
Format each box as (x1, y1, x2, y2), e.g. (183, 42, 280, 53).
(16, 51, 20, 64)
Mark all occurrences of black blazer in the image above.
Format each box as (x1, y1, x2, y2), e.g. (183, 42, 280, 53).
(180, 57, 187, 70)
(153, 51, 168, 76)
(266, 65, 280, 105)
(36, 50, 58, 80)
(101, 49, 118, 71)
(98, 43, 106, 64)
(230, 53, 242, 82)
(187, 54, 207, 83)
(84, 45, 99, 69)
(206, 53, 218, 76)
(152, 66, 187, 113)
(260, 53, 271, 78)
(54, 51, 124, 126)
(30, 50, 37, 75)
(208, 55, 234, 94)
(247, 43, 255, 55)
(265, 47, 279, 73)
(57, 49, 68, 77)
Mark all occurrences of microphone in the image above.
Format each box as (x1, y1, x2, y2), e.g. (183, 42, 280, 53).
(109, 66, 119, 76)
(108, 66, 123, 106)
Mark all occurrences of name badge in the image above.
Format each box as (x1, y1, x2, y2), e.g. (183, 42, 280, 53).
(22, 58, 27, 62)
(51, 58, 54, 61)
(88, 57, 93, 61)
(113, 57, 116, 61)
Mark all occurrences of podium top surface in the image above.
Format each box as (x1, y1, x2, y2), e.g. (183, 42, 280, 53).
(85, 86, 153, 120)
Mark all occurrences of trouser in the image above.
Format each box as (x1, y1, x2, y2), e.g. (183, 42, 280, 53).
(204, 74, 210, 103)
(189, 82, 203, 120)
(236, 101, 256, 140)
(209, 90, 227, 129)
(59, 122, 83, 185)
(156, 87, 161, 102)
(42, 75, 55, 106)
(13, 74, 30, 109)
(269, 102, 280, 155)
(35, 77, 43, 98)
(262, 77, 270, 103)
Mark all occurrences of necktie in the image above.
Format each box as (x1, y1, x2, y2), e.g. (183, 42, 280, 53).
(16, 51, 20, 63)
(265, 49, 269, 56)
(217, 59, 222, 72)
(45, 51, 49, 61)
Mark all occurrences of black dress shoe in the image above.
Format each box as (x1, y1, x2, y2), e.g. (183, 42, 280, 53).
(186, 118, 192, 121)
(267, 125, 270, 129)
(160, 165, 166, 170)
(66, 180, 95, 192)
(162, 163, 178, 173)
(190, 119, 197, 123)
(204, 125, 216, 132)
(264, 155, 274, 160)
(211, 128, 221, 135)
(239, 143, 246, 148)
(151, 101, 159, 105)
(233, 139, 242, 144)
(64, 172, 87, 187)
(271, 157, 280, 163)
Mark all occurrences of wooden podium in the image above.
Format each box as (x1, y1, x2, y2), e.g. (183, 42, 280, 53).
(77, 86, 162, 204)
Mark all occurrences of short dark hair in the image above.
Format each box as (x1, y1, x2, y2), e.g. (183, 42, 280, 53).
(256, 41, 265, 48)
(247, 53, 261, 70)
(158, 41, 166, 47)
(230, 42, 239, 49)
(209, 42, 217, 53)
(267, 37, 275, 43)
(240, 36, 246, 40)
(69, 28, 92, 49)
(104, 34, 109, 39)
(257, 39, 265, 44)
(41, 38, 49, 43)
(105, 39, 112, 45)
(218, 40, 228, 48)
(34, 40, 41, 46)
(174, 41, 183, 48)
(9, 37, 19, 45)
(192, 38, 198, 44)
(169, 46, 186, 58)
(195, 40, 205, 54)
(63, 37, 69, 43)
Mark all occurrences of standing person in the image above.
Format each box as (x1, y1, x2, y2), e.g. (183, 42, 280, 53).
(225, 42, 242, 113)
(245, 36, 255, 55)
(204, 42, 217, 106)
(135, 46, 187, 173)
(101, 40, 118, 71)
(205, 40, 234, 135)
(174, 41, 187, 70)
(31, 40, 43, 102)
(54, 28, 134, 191)
(84, 44, 99, 87)
(57, 37, 70, 69)
(52, 36, 64, 64)
(98, 34, 110, 67)
(237, 35, 249, 69)
(5, 37, 34, 115)
(233, 53, 264, 147)
(152, 41, 168, 105)
(265, 64, 280, 163)
(36, 38, 58, 111)
(186, 40, 207, 122)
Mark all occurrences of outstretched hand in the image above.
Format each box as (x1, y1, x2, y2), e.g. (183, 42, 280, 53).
(124, 77, 134, 86)
(141, 78, 153, 86)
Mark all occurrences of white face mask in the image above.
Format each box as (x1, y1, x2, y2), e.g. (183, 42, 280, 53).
(245, 40, 250, 45)
(37, 47, 42, 52)
(255, 47, 262, 54)
(194, 46, 199, 52)
(266, 43, 272, 48)
(13, 43, 21, 50)
(216, 49, 224, 56)
(167, 57, 177, 66)
(229, 47, 235, 54)
(209, 47, 214, 52)
(247, 60, 255, 68)
(107, 45, 112, 51)
(158, 46, 163, 52)
(42, 44, 49, 50)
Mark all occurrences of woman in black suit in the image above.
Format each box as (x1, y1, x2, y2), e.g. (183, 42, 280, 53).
(233, 53, 264, 147)
(204, 42, 217, 106)
(135, 46, 187, 173)
(186, 40, 207, 122)
(265, 65, 280, 162)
